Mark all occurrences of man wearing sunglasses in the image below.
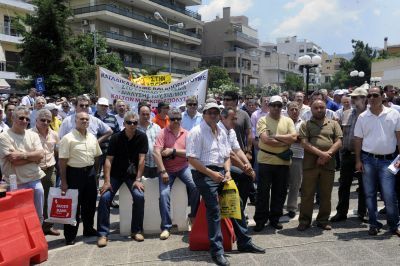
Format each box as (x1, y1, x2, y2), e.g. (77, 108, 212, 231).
(181, 96, 202, 131)
(30, 109, 60, 236)
(59, 112, 103, 245)
(254, 95, 297, 232)
(58, 95, 112, 144)
(0, 106, 45, 224)
(153, 108, 199, 240)
(97, 111, 148, 247)
(354, 86, 400, 236)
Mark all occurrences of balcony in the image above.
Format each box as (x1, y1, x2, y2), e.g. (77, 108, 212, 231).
(148, 0, 201, 20)
(0, 23, 22, 44)
(224, 31, 259, 48)
(102, 31, 201, 59)
(124, 62, 193, 76)
(72, 4, 201, 40)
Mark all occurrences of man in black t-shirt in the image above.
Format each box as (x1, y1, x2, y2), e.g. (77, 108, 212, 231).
(96, 111, 148, 247)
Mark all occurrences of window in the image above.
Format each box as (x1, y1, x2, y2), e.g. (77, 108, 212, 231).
(4, 16, 18, 36)
(110, 27, 119, 34)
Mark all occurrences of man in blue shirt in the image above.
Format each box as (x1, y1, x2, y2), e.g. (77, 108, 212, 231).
(181, 96, 202, 131)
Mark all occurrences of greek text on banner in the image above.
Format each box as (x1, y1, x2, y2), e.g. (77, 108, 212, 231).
(99, 67, 207, 108)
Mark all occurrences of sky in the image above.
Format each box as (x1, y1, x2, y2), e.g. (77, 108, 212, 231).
(191, 0, 400, 55)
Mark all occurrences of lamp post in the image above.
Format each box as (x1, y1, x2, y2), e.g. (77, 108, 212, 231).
(370, 76, 382, 86)
(89, 24, 97, 65)
(349, 70, 365, 86)
(297, 55, 321, 96)
(154, 11, 184, 74)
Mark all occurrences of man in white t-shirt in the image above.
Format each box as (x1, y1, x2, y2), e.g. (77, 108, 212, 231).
(21, 88, 36, 109)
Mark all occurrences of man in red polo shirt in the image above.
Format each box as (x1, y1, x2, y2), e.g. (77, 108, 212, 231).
(153, 107, 199, 240)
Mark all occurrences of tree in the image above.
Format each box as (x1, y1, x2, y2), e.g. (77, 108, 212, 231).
(284, 73, 304, 91)
(207, 66, 234, 89)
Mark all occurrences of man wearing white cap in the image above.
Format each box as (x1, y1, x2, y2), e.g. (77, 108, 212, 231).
(45, 103, 62, 132)
(254, 95, 297, 232)
(333, 89, 344, 108)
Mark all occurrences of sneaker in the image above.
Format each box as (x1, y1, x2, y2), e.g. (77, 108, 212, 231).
(132, 232, 144, 242)
(368, 227, 379, 236)
(286, 211, 296, 219)
(330, 214, 347, 222)
(160, 230, 170, 240)
(111, 200, 119, 209)
(97, 236, 108, 247)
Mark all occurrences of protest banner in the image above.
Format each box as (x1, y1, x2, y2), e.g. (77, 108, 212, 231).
(98, 67, 208, 108)
(132, 74, 172, 86)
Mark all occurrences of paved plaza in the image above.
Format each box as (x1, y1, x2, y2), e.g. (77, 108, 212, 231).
(42, 172, 400, 266)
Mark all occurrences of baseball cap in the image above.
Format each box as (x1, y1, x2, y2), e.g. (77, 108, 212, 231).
(269, 95, 283, 104)
(97, 97, 109, 106)
(348, 87, 368, 97)
(334, 89, 344, 96)
(158, 102, 169, 109)
(45, 103, 58, 111)
(203, 102, 220, 113)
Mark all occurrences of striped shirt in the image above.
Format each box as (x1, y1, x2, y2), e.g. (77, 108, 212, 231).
(217, 121, 240, 151)
(186, 121, 231, 167)
(137, 122, 161, 168)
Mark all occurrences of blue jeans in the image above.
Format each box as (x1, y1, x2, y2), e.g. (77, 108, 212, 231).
(159, 166, 199, 230)
(97, 177, 144, 236)
(192, 169, 251, 256)
(362, 153, 400, 231)
(18, 179, 44, 223)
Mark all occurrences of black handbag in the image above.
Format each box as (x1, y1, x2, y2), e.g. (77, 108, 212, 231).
(260, 148, 293, 161)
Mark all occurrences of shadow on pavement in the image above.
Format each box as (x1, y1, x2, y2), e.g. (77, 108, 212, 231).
(333, 230, 394, 241)
(158, 247, 211, 263)
(278, 227, 323, 238)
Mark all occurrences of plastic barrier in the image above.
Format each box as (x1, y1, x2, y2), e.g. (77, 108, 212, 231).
(119, 177, 189, 236)
(189, 199, 236, 251)
(0, 189, 48, 266)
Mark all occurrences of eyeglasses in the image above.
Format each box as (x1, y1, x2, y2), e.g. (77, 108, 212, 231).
(125, 120, 138, 125)
(269, 103, 283, 108)
(367, 93, 380, 99)
(79, 118, 89, 121)
(187, 103, 197, 107)
(40, 119, 51, 123)
(18, 116, 30, 122)
(79, 104, 89, 108)
(170, 117, 182, 122)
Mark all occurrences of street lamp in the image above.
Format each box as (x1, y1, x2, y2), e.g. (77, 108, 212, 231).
(89, 24, 97, 65)
(297, 55, 321, 96)
(349, 70, 365, 87)
(154, 11, 184, 74)
(370, 76, 382, 86)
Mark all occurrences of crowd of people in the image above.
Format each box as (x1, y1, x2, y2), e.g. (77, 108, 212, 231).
(1, 84, 400, 266)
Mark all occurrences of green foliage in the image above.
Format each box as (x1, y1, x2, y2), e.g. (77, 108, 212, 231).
(260, 84, 281, 96)
(208, 83, 239, 97)
(17, 0, 125, 96)
(207, 66, 234, 89)
(284, 73, 304, 91)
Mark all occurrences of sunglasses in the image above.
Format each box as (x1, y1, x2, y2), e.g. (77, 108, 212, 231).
(187, 103, 197, 107)
(367, 93, 380, 99)
(207, 111, 220, 116)
(79, 104, 89, 108)
(40, 119, 51, 123)
(18, 116, 30, 122)
(62, 105, 69, 108)
(170, 117, 182, 122)
(79, 118, 89, 121)
(125, 120, 138, 125)
(270, 103, 283, 108)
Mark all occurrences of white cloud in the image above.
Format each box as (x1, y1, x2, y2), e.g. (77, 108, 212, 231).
(373, 9, 381, 16)
(198, 0, 254, 22)
(271, 0, 360, 42)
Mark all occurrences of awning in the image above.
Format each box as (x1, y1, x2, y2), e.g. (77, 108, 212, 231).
(0, 79, 10, 89)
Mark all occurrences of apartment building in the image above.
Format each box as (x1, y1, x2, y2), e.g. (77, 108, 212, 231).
(201, 7, 259, 88)
(0, 0, 35, 88)
(371, 57, 400, 87)
(320, 52, 346, 83)
(258, 42, 299, 87)
(68, 0, 203, 77)
(276, 36, 323, 85)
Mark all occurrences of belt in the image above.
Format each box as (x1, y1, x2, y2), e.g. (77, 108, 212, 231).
(362, 151, 396, 160)
(68, 165, 94, 171)
(206, 165, 224, 171)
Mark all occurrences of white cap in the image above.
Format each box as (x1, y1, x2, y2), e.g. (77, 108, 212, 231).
(334, 89, 344, 96)
(97, 97, 109, 106)
(45, 103, 58, 111)
(269, 95, 283, 103)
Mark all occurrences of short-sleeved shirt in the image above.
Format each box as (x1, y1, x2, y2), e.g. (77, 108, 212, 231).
(181, 111, 203, 131)
(326, 100, 339, 112)
(29, 127, 59, 169)
(341, 108, 358, 151)
(137, 122, 161, 168)
(154, 126, 188, 173)
(94, 112, 120, 151)
(59, 129, 102, 168)
(218, 121, 241, 151)
(0, 129, 45, 185)
(301, 109, 338, 121)
(152, 114, 170, 129)
(234, 109, 252, 150)
(49, 116, 62, 132)
(251, 109, 268, 138)
(186, 121, 231, 167)
(299, 117, 343, 170)
(257, 115, 296, 166)
(107, 129, 148, 180)
(290, 118, 304, 159)
(354, 106, 400, 155)
(58, 114, 111, 139)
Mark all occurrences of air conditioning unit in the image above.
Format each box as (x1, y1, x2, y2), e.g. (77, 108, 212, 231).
(82, 19, 89, 26)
